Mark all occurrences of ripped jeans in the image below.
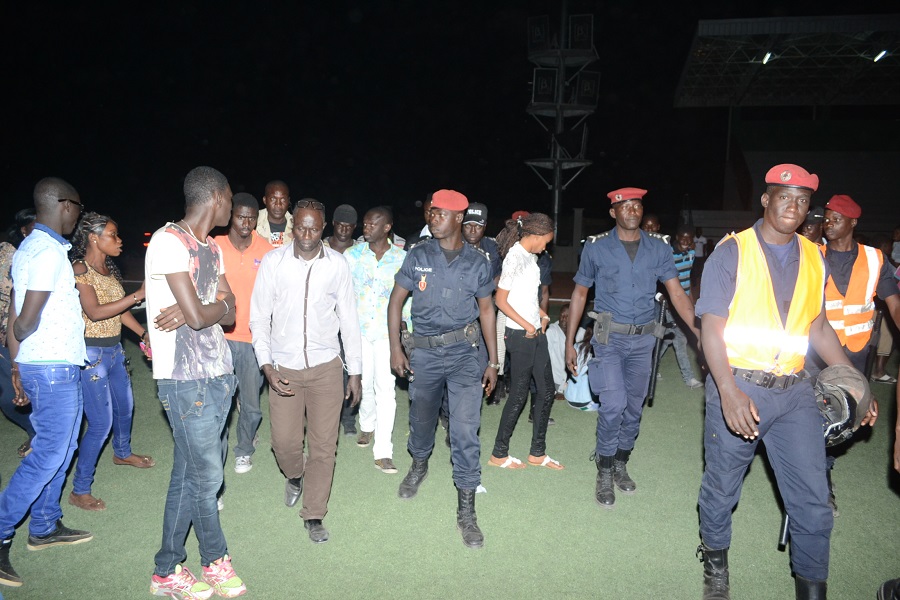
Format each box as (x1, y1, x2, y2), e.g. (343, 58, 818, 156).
(72, 343, 135, 495)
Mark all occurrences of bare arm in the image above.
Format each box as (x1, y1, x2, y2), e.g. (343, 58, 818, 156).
(663, 277, 701, 340)
(701, 313, 759, 440)
(478, 294, 498, 395)
(884, 294, 900, 335)
(565, 284, 590, 374)
(388, 284, 411, 377)
(156, 272, 234, 331)
(540, 284, 550, 315)
(7, 290, 27, 406)
(12, 290, 50, 342)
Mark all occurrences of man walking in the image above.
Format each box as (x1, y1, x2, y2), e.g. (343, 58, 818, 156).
(213, 193, 273, 474)
(250, 199, 362, 544)
(146, 166, 246, 599)
(0, 178, 90, 588)
(345, 207, 407, 473)
(256, 180, 292, 247)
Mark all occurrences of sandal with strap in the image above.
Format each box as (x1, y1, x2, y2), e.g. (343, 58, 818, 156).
(488, 455, 526, 469)
(113, 453, 156, 468)
(68, 492, 107, 511)
(871, 374, 897, 384)
(527, 454, 564, 470)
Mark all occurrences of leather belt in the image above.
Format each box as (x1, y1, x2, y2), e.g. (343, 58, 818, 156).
(413, 326, 471, 348)
(608, 321, 656, 336)
(731, 368, 800, 390)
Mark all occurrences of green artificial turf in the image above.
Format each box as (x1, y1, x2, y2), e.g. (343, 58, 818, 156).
(0, 338, 898, 599)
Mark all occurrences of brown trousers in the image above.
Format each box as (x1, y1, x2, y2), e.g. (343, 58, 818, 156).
(269, 357, 343, 520)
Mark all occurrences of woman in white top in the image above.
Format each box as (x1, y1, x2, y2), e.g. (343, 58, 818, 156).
(488, 213, 561, 469)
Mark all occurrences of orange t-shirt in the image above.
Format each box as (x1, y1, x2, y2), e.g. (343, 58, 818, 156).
(213, 232, 274, 343)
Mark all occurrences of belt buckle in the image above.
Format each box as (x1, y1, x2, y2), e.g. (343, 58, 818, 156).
(737, 369, 752, 383)
(760, 372, 775, 388)
(629, 324, 639, 335)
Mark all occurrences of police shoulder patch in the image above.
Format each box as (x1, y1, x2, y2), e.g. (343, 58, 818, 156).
(471, 245, 491, 262)
(586, 231, 611, 243)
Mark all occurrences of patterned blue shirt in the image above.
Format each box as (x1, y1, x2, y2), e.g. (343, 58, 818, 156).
(345, 242, 408, 341)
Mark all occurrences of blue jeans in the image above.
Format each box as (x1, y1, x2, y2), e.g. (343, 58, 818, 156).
(73, 344, 135, 495)
(154, 374, 235, 575)
(408, 340, 486, 489)
(227, 340, 263, 457)
(0, 345, 34, 439)
(0, 363, 82, 539)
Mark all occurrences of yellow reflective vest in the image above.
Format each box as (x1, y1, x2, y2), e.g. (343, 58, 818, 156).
(822, 243, 882, 352)
(723, 228, 825, 375)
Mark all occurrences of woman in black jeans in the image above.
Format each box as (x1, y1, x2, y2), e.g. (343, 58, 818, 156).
(488, 213, 561, 470)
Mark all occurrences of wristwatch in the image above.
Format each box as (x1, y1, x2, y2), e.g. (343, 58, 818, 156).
(487, 362, 501, 370)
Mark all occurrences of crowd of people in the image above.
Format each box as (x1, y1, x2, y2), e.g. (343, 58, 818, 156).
(0, 163, 898, 599)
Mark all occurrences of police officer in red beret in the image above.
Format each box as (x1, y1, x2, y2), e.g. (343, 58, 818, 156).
(565, 187, 700, 509)
(695, 165, 876, 599)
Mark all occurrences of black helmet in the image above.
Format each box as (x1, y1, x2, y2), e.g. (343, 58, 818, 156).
(814, 364, 873, 447)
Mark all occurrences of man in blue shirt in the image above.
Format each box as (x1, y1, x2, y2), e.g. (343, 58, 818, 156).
(388, 189, 498, 549)
(565, 187, 699, 509)
(1, 177, 91, 588)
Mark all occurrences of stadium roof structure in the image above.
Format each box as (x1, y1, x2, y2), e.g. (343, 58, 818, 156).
(674, 14, 900, 107)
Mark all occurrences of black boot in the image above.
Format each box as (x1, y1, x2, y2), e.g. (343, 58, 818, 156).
(613, 448, 636, 494)
(595, 455, 615, 509)
(795, 575, 826, 600)
(0, 539, 22, 587)
(696, 543, 730, 599)
(398, 459, 428, 499)
(456, 488, 484, 549)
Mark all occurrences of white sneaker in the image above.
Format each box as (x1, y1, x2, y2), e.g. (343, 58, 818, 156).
(217, 496, 225, 511)
(686, 377, 704, 389)
(234, 456, 253, 474)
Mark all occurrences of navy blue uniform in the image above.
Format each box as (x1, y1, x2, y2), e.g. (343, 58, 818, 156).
(475, 236, 502, 280)
(695, 221, 832, 581)
(573, 228, 677, 456)
(395, 239, 495, 488)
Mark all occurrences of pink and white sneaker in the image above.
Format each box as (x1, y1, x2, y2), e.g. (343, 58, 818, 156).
(202, 554, 246, 598)
(151, 564, 214, 599)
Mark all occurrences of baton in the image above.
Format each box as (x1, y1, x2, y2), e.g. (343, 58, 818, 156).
(863, 310, 884, 380)
(645, 295, 668, 406)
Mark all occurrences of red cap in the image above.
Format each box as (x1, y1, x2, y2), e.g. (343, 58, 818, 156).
(430, 189, 469, 211)
(826, 194, 861, 219)
(764, 164, 819, 191)
(511, 210, 530, 220)
(607, 187, 647, 204)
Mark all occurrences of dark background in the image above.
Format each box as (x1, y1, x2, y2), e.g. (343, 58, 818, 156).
(3, 1, 894, 262)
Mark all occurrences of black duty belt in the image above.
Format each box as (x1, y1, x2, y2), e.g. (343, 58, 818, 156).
(608, 321, 656, 336)
(731, 368, 801, 390)
(413, 326, 471, 348)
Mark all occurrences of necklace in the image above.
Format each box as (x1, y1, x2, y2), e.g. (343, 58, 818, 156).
(180, 219, 199, 241)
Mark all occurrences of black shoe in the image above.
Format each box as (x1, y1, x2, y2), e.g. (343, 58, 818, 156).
(697, 544, 730, 600)
(794, 575, 826, 600)
(613, 449, 636, 494)
(284, 476, 304, 507)
(878, 578, 900, 600)
(456, 489, 484, 549)
(0, 539, 22, 587)
(486, 395, 500, 406)
(303, 519, 329, 544)
(594, 455, 615, 509)
(398, 459, 428, 499)
(26, 520, 92, 551)
(343, 423, 357, 436)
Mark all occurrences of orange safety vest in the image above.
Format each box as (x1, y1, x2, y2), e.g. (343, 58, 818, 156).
(723, 228, 825, 375)
(822, 243, 882, 352)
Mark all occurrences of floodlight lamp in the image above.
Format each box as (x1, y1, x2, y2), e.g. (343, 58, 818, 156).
(762, 52, 772, 64)
(874, 50, 887, 62)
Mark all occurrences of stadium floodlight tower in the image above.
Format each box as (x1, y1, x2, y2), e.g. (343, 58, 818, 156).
(526, 5, 599, 241)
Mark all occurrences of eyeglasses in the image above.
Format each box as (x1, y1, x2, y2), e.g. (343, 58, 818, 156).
(58, 198, 84, 213)
(295, 200, 325, 211)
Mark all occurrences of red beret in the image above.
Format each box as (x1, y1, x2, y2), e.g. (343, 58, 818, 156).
(607, 187, 647, 204)
(511, 210, 530, 220)
(826, 194, 861, 219)
(431, 189, 469, 211)
(764, 164, 819, 192)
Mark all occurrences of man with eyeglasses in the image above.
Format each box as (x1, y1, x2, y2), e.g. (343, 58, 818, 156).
(250, 199, 362, 545)
(1, 177, 91, 588)
(256, 180, 292, 247)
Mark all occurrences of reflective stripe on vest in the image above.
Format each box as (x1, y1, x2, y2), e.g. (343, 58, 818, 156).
(823, 243, 881, 352)
(723, 229, 825, 375)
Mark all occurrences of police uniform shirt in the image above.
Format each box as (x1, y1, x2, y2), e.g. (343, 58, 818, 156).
(824, 244, 898, 301)
(395, 238, 495, 337)
(696, 220, 828, 324)
(476, 236, 502, 280)
(573, 227, 677, 324)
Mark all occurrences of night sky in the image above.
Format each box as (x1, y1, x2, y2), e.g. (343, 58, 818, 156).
(3, 1, 894, 246)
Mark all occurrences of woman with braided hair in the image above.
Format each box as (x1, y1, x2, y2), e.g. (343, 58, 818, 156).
(68, 212, 155, 511)
(488, 212, 563, 469)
